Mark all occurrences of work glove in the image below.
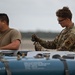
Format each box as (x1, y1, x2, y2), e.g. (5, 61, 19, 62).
(34, 42, 42, 51)
(31, 34, 39, 42)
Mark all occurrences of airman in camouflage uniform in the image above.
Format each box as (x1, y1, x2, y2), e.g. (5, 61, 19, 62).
(31, 6, 75, 51)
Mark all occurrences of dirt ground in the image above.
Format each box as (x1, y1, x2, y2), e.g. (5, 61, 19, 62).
(19, 39, 35, 51)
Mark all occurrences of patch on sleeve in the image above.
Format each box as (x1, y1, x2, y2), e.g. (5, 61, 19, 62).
(65, 41, 71, 47)
(69, 37, 73, 42)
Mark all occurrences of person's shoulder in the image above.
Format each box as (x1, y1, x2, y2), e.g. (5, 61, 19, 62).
(9, 28, 20, 32)
(9, 28, 21, 35)
(60, 28, 66, 34)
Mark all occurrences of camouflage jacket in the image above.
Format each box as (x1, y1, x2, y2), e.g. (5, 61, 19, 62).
(39, 24, 75, 51)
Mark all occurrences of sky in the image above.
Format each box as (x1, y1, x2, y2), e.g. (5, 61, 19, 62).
(0, 0, 75, 32)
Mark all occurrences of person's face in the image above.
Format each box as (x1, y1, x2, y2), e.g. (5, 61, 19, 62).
(57, 17, 68, 27)
(0, 20, 5, 31)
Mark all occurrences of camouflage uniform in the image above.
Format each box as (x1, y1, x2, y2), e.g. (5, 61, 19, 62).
(38, 24, 75, 51)
(34, 42, 42, 51)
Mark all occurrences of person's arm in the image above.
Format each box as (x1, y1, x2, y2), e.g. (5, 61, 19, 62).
(57, 33, 75, 51)
(0, 39, 21, 50)
(37, 39, 56, 49)
(32, 34, 57, 49)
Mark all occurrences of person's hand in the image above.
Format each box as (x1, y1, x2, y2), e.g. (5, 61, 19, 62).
(31, 34, 39, 42)
(34, 42, 42, 51)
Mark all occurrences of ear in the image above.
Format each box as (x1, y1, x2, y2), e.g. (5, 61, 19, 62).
(2, 20, 7, 25)
(66, 18, 70, 21)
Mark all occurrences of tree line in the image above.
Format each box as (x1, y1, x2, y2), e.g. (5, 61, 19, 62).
(21, 31, 59, 39)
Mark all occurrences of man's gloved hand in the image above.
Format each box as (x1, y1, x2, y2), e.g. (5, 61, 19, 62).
(34, 42, 42, 51)
(31, 34, 39, 42)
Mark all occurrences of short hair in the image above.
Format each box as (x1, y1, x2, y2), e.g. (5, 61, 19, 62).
(0, 13, 9, 25)
(56, 6, 72, 20)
